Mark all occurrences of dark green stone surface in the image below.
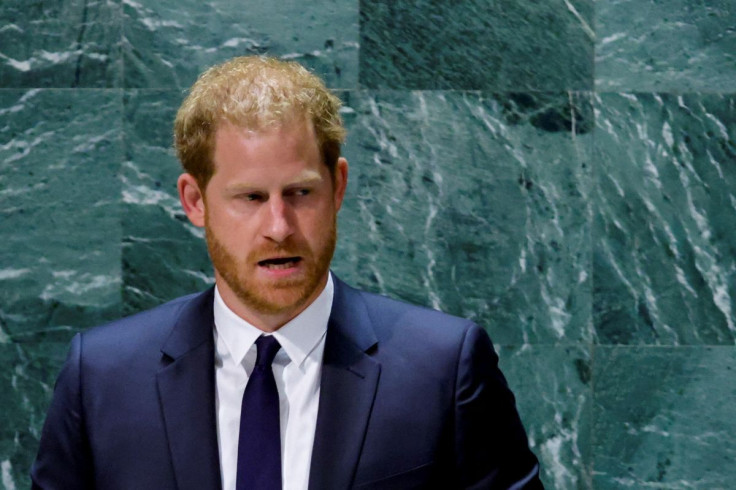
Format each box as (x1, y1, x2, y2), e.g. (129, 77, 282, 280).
(333, 91, 593, 345)
(596, 0, 736, 92)
(593, 94, 736, 345)
(0, 90, 123, 488)
(498, 344, 593, 489)
(0, 343, 69, 489)
(0, 90, 123, 343)
(122, 89, 212, 314)
(123, 0, 358, 89)
(0, 0, 122, 88)
(2, 0, 736, 488)
(360, 0, 594, 90)
(592, 346, 736, 488)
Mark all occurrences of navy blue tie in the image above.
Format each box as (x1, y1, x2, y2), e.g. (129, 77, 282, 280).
(236, 335, 282, 490)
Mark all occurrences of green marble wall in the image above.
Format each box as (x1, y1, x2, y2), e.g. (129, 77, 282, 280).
(1, 0, 734, 488)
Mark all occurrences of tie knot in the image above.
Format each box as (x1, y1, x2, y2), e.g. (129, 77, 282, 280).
(254, 335, 281, 367)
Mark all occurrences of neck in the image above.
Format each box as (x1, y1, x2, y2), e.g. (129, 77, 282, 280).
(215, 273, 329, 332)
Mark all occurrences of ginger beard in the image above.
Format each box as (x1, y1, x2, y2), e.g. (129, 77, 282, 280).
(204, 208, 337, 317)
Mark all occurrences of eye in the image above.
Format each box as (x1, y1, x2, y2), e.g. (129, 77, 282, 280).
(287, 188, 311, 198)
(242, 192, 264, 202)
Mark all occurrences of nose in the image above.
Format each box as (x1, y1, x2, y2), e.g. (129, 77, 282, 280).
(262, 197, 294, 243)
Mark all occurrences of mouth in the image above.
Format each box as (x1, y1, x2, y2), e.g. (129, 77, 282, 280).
(257, 256, 303, 270)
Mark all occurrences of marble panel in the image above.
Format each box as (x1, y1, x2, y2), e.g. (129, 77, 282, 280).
(592, 346, 736, 488)
(593, 93, 736, 345)
(359, 0, 594, 90)
(123, 0, 359, 89)
(0, 342, 70, 490)
(0, 89, 123, 342)
(0, 0, 122, 88)
(596, 0, 736, 92)
(122, 89, 212, 314)
(497, 344, 593, 489)
(332, 91, 593, 344)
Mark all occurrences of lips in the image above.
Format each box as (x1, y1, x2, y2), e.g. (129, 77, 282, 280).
(257, 256, 302, 269)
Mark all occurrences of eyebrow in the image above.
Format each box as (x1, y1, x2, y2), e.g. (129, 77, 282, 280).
(224, 171, 324, 193)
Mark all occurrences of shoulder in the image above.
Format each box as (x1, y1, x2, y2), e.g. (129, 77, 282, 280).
(336, 278, 489, 356)
(358, 288, 473, 332)
(78, 288, 212, 362)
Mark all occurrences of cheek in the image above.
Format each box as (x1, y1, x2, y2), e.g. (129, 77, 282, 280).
(209, 201, 255, 228)
(206, 210, 247, 243)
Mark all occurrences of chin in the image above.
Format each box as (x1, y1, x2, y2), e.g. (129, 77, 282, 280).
(226, 274, 324, 318)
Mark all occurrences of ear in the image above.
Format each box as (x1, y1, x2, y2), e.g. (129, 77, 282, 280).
(333, 157, 349, 211)
(177, 173, 206, 227)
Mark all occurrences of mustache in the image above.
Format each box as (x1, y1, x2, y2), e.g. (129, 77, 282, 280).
(248, 245, 309, 262)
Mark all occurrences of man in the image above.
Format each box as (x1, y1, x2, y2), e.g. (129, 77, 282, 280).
(31, 56, 542, 489)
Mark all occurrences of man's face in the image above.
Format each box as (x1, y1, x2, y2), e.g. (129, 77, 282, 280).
(179, 120, 347, 330)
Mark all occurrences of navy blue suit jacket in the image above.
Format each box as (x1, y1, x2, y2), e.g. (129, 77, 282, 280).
(32, 276, 542, 489)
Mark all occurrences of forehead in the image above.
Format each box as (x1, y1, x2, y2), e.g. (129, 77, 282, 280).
(209, 120, 325, 183)
(215, 117, 317, 155)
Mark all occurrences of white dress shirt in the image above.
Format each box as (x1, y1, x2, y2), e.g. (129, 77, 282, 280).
(213, 275, 333, 490)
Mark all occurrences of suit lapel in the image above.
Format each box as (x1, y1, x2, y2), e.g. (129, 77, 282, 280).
(157, 288, 222, 490)
(309, 277, 380, 490)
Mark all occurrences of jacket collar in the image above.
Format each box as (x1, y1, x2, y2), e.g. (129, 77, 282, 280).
(157, 287, 222, 490)
(309, 275, 381, 489)
(160, 288, 216, 360)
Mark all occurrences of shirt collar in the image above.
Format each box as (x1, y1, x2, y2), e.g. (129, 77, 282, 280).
(213, 274, 334, 369)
